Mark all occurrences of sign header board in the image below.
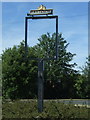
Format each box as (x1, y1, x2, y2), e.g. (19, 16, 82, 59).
(29, 5, 53, 15)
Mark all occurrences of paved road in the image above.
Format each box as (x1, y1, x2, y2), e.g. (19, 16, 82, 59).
(44, 99, 90, 107)
(4, 99, 90, 107)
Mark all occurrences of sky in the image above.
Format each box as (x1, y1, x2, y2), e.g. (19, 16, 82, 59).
(2, 2, 88, 70)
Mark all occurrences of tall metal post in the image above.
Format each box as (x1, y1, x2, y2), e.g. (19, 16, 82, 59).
(25, 17, 28, 55)
(38, 60, 44, 112)
(56, 16, 58, 60)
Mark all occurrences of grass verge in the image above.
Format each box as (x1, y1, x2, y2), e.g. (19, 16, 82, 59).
(2, 99, 89, 120)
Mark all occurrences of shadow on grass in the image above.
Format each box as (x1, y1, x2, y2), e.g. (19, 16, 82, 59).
(1, 118, 89, 120)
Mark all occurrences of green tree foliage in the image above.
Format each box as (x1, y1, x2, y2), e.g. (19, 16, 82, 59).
(34, 33, 78, 98)
(2, 33, 79, 99)
(75, 56, 90, 98)
(2, 41, 38, 99)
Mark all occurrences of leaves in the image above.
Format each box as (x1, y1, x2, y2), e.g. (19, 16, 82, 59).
(75, 56, 90, 98)
(2, 41, 38, 99)
(2, 33, 80, 99)
(34, 33, 78, 99)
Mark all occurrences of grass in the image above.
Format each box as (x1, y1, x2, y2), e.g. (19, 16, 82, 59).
(2, 99, 89, 120)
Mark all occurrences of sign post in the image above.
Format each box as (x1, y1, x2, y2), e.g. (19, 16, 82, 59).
(38, 60, 44, 112)
(25, 5, 58, 112)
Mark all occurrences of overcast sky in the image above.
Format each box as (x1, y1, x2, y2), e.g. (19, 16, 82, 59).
(2, 2, 88, 70)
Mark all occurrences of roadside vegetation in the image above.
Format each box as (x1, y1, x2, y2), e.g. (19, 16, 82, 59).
(2, 33, 90, 100)
(1, 33, 90, 119)
(2, 100, 89, 119)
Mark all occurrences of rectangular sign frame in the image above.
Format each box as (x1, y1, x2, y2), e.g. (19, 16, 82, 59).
(25, 15, 58, 61)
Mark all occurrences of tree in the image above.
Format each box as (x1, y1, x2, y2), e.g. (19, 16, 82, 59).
(2, 33, 79, 99)
(75, 56, 90, 98)
(2, 41, 38, 99)
(34, 33, 78, 98)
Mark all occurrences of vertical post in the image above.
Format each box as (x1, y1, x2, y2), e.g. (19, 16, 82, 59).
(38, 59, 44, 112)
(56, 16, 58, 60)
(25, 17, 28, 55)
